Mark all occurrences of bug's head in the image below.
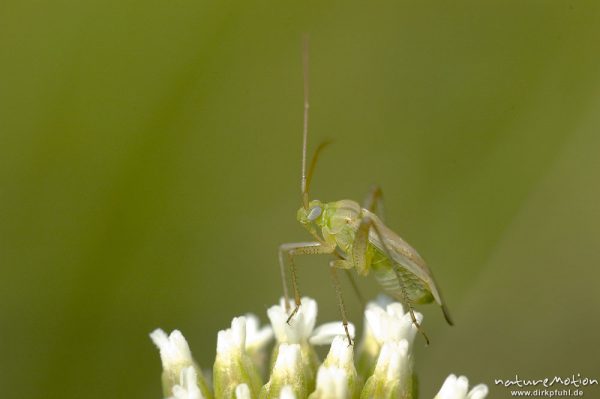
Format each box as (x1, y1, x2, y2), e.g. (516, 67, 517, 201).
(297, 199, 325, 228)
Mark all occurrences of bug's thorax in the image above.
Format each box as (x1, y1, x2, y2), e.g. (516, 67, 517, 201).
(297, 199, 363, 252)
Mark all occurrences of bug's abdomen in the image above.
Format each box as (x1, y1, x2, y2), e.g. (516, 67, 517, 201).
(373, 267, 402, 296)
(371, 249, 434, 304)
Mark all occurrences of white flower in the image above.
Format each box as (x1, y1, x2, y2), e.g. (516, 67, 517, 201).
(168, 366, 204, 399)
(322, 336, 353, 369)
(357, 298, 420, 380)
(434, 374, 489, 399)
(216, 314, 273, 355)
(272, 344, 304, 384)
(364, 301, 422, 347)
(262, 343, 306, 399)
(150, 329, 207, 397)
(216, 316, 246, 356)
(214, 317, 263, 398)
(361, 340, 413, 398)
(309, 336, 357, 399)
(267, 297, 355, 345)
(244, 313, 274, 352)
(150, 329, 194, 372)
(375, 340, 411, 382)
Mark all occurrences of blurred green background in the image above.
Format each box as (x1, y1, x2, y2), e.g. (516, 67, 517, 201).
(1, 1, 599, 398)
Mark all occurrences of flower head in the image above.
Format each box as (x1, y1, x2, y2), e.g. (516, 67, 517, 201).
(151, 296, 485, 399)
(434, 374, 489, 399)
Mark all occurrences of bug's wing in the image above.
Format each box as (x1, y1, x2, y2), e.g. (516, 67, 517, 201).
(366, 212, 454, 325)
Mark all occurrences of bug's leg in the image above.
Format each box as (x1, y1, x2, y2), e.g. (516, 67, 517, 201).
(278, 248, 291, 312)
(363, 185, 385, 221)
(279, 241, 336, 323)
(334, 249, 366, 308)
(329, 261, 353, 346)
(344, 269, 366, 308)
(353, 216, 431, 345)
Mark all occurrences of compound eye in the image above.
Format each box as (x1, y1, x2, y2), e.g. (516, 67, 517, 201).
(307, 206, 322, 221)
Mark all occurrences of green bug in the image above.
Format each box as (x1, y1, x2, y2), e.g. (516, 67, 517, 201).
(278, 39, 453, 345)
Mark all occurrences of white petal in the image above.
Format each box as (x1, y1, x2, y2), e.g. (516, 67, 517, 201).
(324, 335, 354, 367)
(364, 303, 422, 346)
(435, 374, 470, 399)
(169, 366, 204, 399)
(235, 383, 251, 399)
(245, 313, 274, 351)
(374, 340, 410, 382)
(150, 329, 193, 371)
(273, 343, 302, 376)
(266, 345, 303, 399)
(309, 322, 355, 346)
(279, 385, 296, 399)
(217, 316, 247, 356)
(467, 384, 489, 399)
(314, 366, 348, 398)
(267, 297, 318, 343)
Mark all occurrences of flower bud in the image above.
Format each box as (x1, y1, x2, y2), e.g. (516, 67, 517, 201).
(213, 317, 263, 398)
(434, 374, 488, 399)
(260, 343, 306, 399)
(150, 329, 211, 399)
(360, 340, 412, 399)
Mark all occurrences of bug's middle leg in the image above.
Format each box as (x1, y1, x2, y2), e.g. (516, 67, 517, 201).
(278, 241, 335, 322)
(329, 258, 354, 345)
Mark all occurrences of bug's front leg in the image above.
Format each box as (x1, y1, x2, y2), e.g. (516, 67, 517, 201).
(278, 241, 335, 323)
(335, 184, 384, 309)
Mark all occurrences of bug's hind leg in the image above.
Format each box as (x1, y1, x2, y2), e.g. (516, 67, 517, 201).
(353, 215, 431, 345)
(278, 242, 336, 323)
(395, 284, 430, 346)
(363, 185, 385, 221)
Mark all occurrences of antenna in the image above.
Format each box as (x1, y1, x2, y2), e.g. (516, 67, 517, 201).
(300, 36, 332, 209)
(301, 35, 310, 209)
